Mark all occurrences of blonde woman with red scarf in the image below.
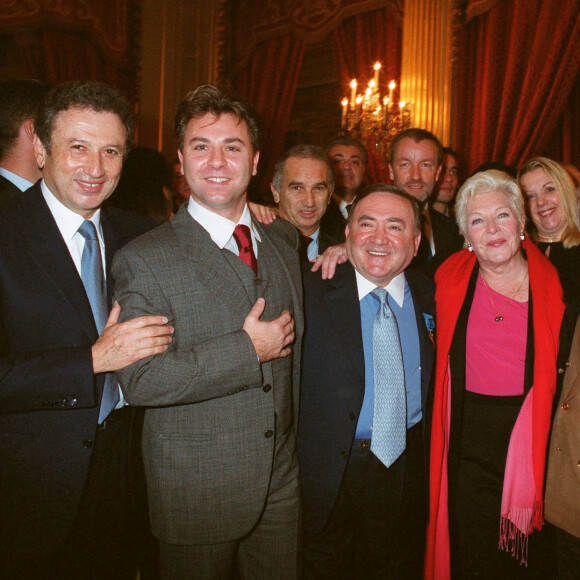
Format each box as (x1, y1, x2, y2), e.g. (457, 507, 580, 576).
(425, 170, 565, 579)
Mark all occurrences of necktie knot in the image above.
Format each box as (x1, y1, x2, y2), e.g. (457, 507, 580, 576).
(232, 224, 258, 275)
(78, 219, 98, 241)
(372, 287, 388, 303)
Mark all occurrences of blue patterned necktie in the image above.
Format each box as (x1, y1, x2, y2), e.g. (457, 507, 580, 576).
(78, 220, 119, 423)
(370, 287, 407, 467)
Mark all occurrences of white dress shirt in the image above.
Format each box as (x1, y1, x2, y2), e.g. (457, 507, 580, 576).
(187, 197, 261, 256)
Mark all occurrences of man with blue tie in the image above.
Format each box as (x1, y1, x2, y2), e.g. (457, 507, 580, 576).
(298, 184, 435, 579)
(0, 80, 173, 579)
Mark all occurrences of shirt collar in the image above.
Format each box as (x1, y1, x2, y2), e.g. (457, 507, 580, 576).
(41, 179, 102, 243)
(187, 197, 261, 248)
(0, 167, 34, 192)
(355, 269, 406, 308)
(308, 227, 320, 243)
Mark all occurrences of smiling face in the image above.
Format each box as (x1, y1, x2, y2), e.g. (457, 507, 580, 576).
(389, 137, 442, 202)
(328, 144, 365, 200)
(178, 112, 259, 221)
(519, 167, 567, 241)
(464, 190, 525, 270)
(345, 191, 421, 287)
(34, 107, 127, 218)
(271, 156, 332, 236)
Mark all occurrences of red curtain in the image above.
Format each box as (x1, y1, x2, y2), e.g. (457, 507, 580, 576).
(15, 28, 135, 100)
(331, 7, 402, 181)
(234, 35, 306, 198)
(455, 0, 580, 174)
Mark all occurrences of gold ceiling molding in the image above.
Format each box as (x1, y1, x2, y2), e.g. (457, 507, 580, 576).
(465, 0, 502, 22)
(233, 0, 403, 74)
(0, 0, 131, 63)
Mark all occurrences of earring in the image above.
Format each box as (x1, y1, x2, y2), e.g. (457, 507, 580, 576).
(467, 243, 473, 252)
(520, 232, 525, 241)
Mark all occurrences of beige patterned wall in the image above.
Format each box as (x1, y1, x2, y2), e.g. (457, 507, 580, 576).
(400, 0, 456, 145)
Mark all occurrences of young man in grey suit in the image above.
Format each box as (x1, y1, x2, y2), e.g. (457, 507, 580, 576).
(113, 85, 303, 579)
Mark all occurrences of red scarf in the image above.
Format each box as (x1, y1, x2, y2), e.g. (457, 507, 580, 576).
(425, 238, 565, 579)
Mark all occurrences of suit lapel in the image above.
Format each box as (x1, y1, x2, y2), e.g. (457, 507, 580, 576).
(170, 206, 255, 318)
(323, 263, 365, 380)
(405, 270, 435, 400)
(101, 209, 119, 305)
(20, 185, 98, 341)
(253, 219, 304, 335)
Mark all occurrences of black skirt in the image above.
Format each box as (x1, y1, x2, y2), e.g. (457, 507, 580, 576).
(453, 391, 556, 580)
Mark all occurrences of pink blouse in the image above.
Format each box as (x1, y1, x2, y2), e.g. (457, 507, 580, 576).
(466, 275, 528, 396)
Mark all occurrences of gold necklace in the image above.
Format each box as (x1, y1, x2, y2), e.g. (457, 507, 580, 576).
(480, 270, 528, 322)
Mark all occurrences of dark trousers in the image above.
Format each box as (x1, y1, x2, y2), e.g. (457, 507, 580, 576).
(303, 421, 426, 580)
(0, 409, 136, 580)
(552, 524, 580, 580)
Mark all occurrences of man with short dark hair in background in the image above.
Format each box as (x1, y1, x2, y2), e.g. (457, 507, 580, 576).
(271, 144, 340, 261)
(321, 136, 368, 242)
(0, 79, 49, 200)
(389, 128, 463, 273)
(431, 147, 460, 217)
(0, 80, 173, 579)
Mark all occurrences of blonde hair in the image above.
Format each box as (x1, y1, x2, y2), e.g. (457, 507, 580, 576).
(518, 157, 580, 248)
(455, 170, 524, 238)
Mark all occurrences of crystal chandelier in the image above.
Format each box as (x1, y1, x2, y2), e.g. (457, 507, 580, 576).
(340, 63, 411, 161)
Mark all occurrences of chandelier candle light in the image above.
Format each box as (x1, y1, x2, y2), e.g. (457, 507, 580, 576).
(340, 62, 411, 160)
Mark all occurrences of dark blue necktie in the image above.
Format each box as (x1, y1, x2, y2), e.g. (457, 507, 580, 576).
(78, 220, 119, 423)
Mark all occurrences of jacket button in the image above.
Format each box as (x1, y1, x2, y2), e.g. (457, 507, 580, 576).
(562, 403, 570, 410)
(263, 384, 272, 392)
(69, 398, 78, 406)
(349, 413, 356, 421)
(83, 439, 93, 448)
(558, 368, 564, 374)
(255, 278, 262, 286)
(264, 430, 273, 438)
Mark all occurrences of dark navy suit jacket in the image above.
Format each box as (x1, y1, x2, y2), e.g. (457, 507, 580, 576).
(0, 183, 152, 558)
(298, 261, 435, 534)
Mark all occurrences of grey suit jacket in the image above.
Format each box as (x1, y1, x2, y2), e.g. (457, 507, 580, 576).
(545, 315, 580, 538)
(113, 205, 303, 545)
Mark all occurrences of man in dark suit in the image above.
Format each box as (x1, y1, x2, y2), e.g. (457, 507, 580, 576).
(0, 80, 173, 579)
(0, 79, 50, 201)
(389, 129, 463, 274)
(299, 184, 435, 579)
(271, 144, 341, 261)
(431, 147, 461, 217)
(320, 136, 368, 242)
(113, 85, 303, 579)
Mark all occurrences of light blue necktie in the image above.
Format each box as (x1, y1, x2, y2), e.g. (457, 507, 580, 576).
(78, 220, 119, 423)
(370, 287, 407, 467)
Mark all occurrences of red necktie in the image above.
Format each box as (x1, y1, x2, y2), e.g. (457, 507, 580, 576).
(232, 224, 258, 275)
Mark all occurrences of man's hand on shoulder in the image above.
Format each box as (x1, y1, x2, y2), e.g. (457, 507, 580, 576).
(92, 302, 174, 374)
(243, 298, 294, 362)
(248, 202, 278, 224)
(311, 244, 348, 279)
